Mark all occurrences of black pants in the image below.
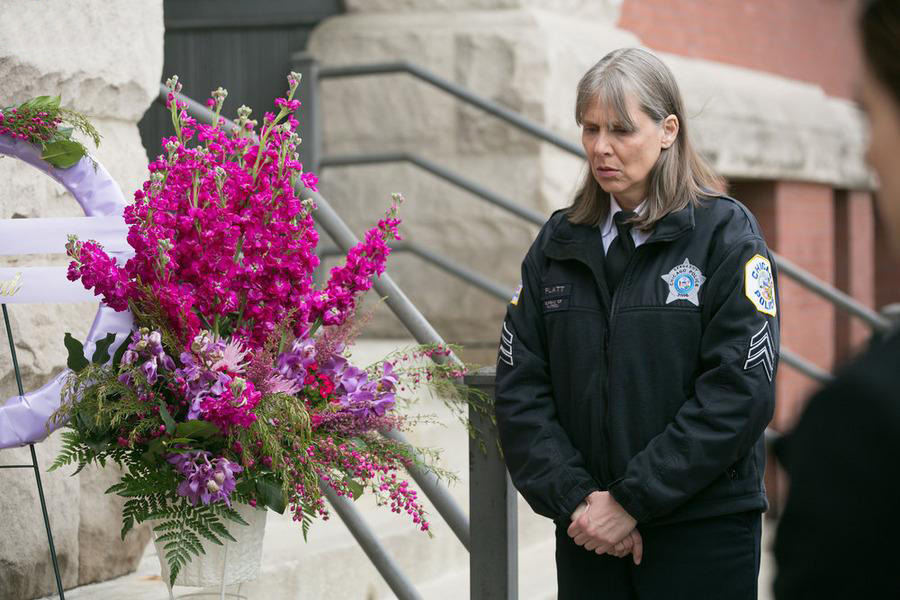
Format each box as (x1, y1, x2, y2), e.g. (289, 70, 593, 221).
(555, 511, 762, 600)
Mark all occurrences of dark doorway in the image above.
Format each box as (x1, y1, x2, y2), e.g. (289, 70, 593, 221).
(139, 0, 343, 159)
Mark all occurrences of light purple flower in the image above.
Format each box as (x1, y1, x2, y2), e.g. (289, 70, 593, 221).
(167, 450, 242, 507)
(141, 356, 159, 385)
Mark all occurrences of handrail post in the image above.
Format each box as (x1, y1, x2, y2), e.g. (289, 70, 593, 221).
(292, 52, 322, 174)
(466, 367, 517, 600)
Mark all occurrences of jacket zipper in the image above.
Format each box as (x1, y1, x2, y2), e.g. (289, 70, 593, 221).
(601, 245, 646, 488)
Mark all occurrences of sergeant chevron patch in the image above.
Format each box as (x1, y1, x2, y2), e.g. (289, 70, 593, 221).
(499, 320, 514, 366)
(744, 322, 775, 381)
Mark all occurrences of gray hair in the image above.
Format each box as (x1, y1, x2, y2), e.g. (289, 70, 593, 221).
(567, 47, 723, 229)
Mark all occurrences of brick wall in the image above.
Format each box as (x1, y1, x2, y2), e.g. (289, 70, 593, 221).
(732, 180, 836, 430)
(875, 213, 900, 309)
(618, 0, 862, 98)
(834, 190, 876, 365)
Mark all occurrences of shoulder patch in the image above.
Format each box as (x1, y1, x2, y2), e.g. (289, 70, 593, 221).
(744, 254, 777, 316)
(510, 283, 522, 306)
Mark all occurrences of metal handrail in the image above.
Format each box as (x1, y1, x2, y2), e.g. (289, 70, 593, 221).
(380, 428, 471, 551)
(776, 254, 891, 332)
(158, 88, 472, 591)
(155, 86, 464, 368)
(320, 482, 422, 600)
(320, 152, 545, 225)
(311, 62, 888, 337)
(318, 239, 831, 383)
(318, 60, 585, 158)
(319, 241, 514, 302)
(781, 347, 832, 384)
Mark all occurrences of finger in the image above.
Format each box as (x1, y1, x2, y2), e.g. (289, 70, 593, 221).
(593, 541, 614, 556)
(567, 522, 581, 538)
(571, 502, 588, 521)
(573, 533, 590, 546)
(631, 530, 643, 566)
(614, 542, 626, 554)
(584, 540, 599, 552)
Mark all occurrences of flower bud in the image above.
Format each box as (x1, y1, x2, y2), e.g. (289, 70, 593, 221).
(230, 377, 247, 403)
(206, 480, 220, 493)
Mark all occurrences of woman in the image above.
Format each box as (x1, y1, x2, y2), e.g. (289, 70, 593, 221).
(773, 1, 900, 597)
(495, 47, 779, 599)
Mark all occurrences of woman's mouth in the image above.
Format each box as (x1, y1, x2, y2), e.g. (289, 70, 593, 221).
(595, 166, 619, 178)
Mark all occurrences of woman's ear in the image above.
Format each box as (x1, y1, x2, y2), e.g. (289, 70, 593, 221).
(661, 114, 679, 149)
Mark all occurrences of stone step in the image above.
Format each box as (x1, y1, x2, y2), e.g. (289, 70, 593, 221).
(411, 534, 557, 600)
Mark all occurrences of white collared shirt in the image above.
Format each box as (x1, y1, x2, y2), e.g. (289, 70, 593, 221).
(601, 195, 652, 254)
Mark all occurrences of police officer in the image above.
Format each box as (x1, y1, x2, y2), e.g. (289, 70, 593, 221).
(495, 47, 779, 599)
(774, 1, 900, 597)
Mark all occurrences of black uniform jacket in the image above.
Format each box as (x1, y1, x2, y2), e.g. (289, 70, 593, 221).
(774, 328, 900, 598)
(495, 194, 779, 526)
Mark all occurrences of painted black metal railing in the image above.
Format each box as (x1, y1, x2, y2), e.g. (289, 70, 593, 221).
(295, 53, 894, 385)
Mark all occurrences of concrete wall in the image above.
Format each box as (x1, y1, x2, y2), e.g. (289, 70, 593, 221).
(0, 1, 163, 597)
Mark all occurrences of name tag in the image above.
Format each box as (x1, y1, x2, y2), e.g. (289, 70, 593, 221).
(542, 284, 571, 297)
(541, 283, 571, 313)
(542, 297, 570, 312)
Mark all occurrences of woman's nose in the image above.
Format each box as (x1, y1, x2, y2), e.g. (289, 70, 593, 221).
(592, 131, 613, 156)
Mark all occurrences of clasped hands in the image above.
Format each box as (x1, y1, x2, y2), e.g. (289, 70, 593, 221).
(567, 490, 643, 565)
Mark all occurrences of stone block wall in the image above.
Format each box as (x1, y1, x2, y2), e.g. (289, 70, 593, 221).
(0, 1, 163, 598)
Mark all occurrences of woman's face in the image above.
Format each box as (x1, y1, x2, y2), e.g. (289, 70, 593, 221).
(860, 65, 900, 253)
(580, 92, 678, 210)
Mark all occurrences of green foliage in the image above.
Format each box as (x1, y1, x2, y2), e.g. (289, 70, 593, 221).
(106, 461, 249, 586)
(63, 332, 89, 372)
(41, 139, 84, 169)
(2, 96, 101, 169)
(91, 332, 117, 364)
(21, 95, 61, 112)
(254, 473, 287, 514)
(49, 329, 478, 580)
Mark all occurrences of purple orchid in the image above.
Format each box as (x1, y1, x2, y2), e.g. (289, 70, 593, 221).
(167, 450, 242, 507)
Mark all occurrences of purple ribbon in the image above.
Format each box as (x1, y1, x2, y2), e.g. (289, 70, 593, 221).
(0, 136, 134, 449)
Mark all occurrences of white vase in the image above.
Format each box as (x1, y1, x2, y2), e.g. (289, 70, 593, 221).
(152, 503, 268, 589)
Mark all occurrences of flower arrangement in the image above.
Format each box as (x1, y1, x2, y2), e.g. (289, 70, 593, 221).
(0, 95, 100, 167)
(41, 75, 464, 585)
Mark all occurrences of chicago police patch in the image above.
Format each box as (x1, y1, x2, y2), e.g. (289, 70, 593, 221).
(661, 258, 705, 306)
(510, 283, 522, 306)
(744, 254, 777, 316)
